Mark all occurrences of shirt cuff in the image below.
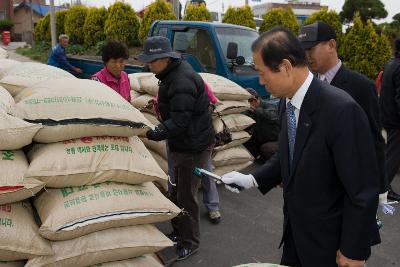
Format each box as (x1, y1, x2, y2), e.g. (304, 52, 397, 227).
(251, 174, 258, 187)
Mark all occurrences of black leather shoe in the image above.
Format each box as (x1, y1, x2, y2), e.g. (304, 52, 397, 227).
(388, 189, 400, 202)
(166, 232, 178, 243)
(176, 246, 199, 261)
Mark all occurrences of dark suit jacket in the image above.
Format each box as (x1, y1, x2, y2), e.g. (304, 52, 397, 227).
(251, 78, 380, 267)
(331, 65, 387, 193)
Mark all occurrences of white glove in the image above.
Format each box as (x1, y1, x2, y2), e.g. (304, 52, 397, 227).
(379, 191, 388, 205)
(221, 171, 258, 193)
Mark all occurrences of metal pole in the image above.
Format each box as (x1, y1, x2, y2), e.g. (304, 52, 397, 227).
(29, 0, 35, 46)
(49, 0, 57, 47)
(172, 0, 180, 20)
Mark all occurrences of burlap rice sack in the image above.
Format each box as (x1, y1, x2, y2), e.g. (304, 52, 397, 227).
(141, 138, 167, 159)
(11, 78, 152, 143)
(214, 161, 253, 176)
(128, 73, 154, 93)
(143, 112, 160, 125)
(25, 225, 172, 267)
(214, 131, 251, 151)
(199, 73, 251, 101)
(0, 202, 53, 261)
(149, 150, 169, 174)
(212, 145, 254, 167)
(0, 59, 20, 80)
(25, 136, 167, 187)
(215, 100, 250, 115)
(0, 85, 14, 113)
(0, 150, 43, 205)
(85, 254, 162, 267)
(131, 94, 156, 114)
(0, 113, 41, 150)
(130, 90, 142, 100)
(213, 114, 255, 133)
(137, 73, 159, 96)
(0, 62, 75, 96)
(34, 182, 180, 240)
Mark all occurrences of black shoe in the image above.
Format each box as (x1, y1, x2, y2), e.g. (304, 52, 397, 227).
(176, 246, 199, 261)
(388, 189, 400, 202)
(166, 232, 178, 243)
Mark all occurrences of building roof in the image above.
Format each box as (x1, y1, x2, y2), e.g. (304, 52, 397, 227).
(14, 2, 65, 17)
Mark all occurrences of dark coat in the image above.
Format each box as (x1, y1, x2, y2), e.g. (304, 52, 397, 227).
(330, 65, 387, 193)
(251, 77, 380, 267)
(380, 56, 400, 130)
(150, 59, 214, 153)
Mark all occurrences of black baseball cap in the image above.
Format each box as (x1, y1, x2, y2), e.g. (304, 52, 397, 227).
(246, 88, 259, 98)
(135, 36, 181, 63)
(298, 21, 337, 49)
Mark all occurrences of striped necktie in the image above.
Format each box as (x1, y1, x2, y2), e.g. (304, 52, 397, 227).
(286, 101, 297, 166)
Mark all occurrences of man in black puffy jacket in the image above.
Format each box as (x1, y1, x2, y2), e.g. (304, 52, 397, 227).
(136, 36, 215, 261)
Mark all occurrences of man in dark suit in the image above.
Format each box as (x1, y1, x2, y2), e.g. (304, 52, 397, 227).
(222, 27, 380, 267)
(298, 21, 388, 201)
(379, 38, 400, 202)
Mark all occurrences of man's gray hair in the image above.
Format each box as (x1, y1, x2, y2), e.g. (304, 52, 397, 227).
(59, 34, 69, 41)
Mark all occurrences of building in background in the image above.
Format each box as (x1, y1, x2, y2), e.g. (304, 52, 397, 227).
(13, 1, 65, 43)
(0, 0, 14, 21)
(252, 0, 326, 24)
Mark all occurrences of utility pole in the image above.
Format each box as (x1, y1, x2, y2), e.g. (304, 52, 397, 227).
(245, 0, 249, 5)
(172, 0, 180, 20)
(29, 0, 35, 46)
(49, 0, 57, 47)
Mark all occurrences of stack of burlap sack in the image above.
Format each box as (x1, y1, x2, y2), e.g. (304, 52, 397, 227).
(129, 73, 169, 175)
(0, 62, 180, 267)
(128, 72, 255, 178)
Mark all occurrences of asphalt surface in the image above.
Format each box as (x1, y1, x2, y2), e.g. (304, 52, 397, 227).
(157, 168, 400, 267)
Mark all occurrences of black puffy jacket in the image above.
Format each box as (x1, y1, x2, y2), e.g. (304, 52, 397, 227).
(149, 59, 215, 153)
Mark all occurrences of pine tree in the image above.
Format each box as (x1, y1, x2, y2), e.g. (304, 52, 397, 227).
(259, 8, 299, 34)
(223, 6, 256, 29)
(139, 0, 176, 42)
(184, 3, 211, 22)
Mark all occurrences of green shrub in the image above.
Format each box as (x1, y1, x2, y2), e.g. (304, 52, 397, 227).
(340, 12, 391, 79)
(64, 5, 88, 44)
(259, 7, 299, 34)
(83, 7, 107, 46)
(223, 5, 256, 29)
(139, 0, 176, 41)
(105, 2, 140, 46)
(0, 20, 13, 32)
(34, 14, 50, 42)
(303, 8, 343, 46)
(184, 3, 211, 22)
(56, 10, 68, 37)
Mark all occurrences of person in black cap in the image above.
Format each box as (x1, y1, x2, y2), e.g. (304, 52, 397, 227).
(243, 88, 280, 162)
(136, 36, 215, 261)
(299, 22, 388, 204)
(379, 38, 400, 202)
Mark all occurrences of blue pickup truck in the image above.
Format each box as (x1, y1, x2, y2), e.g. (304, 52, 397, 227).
(69, 20, 268, 97)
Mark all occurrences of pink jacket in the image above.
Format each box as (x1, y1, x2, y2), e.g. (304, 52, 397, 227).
(92, 67, 131, 102)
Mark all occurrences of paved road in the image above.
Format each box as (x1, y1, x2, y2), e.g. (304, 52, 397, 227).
(158, 170, 400, 267)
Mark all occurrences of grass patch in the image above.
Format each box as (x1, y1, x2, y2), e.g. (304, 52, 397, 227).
(16, 42, 51, 63)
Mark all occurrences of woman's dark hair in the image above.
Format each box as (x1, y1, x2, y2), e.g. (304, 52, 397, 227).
(251, 27, 307, 72)
(102, 41, 129, 63)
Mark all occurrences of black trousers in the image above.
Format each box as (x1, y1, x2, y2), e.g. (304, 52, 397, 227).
(385, 129, 400, 186)
(170, 149, 212, 249)
(281, 225, 302, 267)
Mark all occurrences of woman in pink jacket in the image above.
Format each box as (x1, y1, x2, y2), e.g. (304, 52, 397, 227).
(92, 41, 131, 102)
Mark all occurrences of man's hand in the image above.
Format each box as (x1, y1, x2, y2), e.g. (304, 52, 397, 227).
(379, 191, 388, 204)
(221, 171, 257, 193)
(336, 250, 365, 267)
(73, 67, 82, 74)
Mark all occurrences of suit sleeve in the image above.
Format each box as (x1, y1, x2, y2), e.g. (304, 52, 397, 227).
(393, 66, 400, 116)
(330, 102, 379, 260)
(250, 152, 282, 194)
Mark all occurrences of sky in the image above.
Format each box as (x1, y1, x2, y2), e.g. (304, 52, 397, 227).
(50, 0, 400, 23)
